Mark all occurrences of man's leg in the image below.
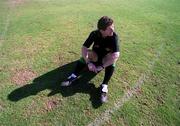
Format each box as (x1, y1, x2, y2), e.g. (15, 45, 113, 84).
(61, 50, 98, 86)
(73, 58, 87, 76)
(100, 53, 117, 102)
(61, 58, 86, 86)
(73, 50, 98, 76)
(102, 65, 115, 84)
(74, 50, 98, 76)
(100, 65, 115, 102)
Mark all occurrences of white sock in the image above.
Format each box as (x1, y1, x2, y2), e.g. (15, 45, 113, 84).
(102, 84, 108, 93)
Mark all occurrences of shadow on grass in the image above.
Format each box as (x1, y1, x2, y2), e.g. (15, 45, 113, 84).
(8, 60, 102, 108)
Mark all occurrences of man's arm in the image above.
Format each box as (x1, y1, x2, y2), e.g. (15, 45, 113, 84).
(82, 46, 97, 72)
(81, 46, 89, 63)
(82, 31, 96, 63)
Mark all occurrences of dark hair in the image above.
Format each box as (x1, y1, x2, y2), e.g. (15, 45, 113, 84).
(97, 16, 113, 30)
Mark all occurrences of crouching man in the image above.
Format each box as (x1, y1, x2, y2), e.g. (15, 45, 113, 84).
(61, 16, 120, 103)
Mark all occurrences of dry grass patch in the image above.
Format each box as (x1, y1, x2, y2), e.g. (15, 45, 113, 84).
(11, 69, 37, 85)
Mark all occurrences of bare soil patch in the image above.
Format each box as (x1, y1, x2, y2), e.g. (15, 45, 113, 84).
(45, 99, 58, 111)
(11, 69, 37, 85)
(8, 0, 25, 8)
(11, 0, 24, 5)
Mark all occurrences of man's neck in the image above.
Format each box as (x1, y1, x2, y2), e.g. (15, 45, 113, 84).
(99, 30, 107, 38)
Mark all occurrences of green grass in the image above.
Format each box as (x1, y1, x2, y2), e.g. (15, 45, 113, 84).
(0, 0, 179, 125)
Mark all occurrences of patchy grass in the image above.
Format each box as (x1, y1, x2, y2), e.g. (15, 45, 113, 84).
(0, 0, 179, 125)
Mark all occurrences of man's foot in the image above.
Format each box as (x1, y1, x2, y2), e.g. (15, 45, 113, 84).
(61, 73, 77, 87)
(100, 84, 108, 103)
(101, 92, 108, 103)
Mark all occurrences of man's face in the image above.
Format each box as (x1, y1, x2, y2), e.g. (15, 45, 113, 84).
(100, 24, 115, 37)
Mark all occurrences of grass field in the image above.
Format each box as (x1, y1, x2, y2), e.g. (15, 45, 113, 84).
(0, 0, 179, 125)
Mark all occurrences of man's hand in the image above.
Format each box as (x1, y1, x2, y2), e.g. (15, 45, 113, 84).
(87, 63, 97, 73)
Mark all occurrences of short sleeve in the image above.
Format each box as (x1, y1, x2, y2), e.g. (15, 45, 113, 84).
(83, 31, 95, 48)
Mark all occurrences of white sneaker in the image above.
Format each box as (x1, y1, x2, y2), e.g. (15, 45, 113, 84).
(61, 73, 77, 87)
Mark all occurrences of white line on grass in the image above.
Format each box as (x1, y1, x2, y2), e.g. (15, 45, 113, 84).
(0, 0, 12, 48)
(0, 14, 10, 48)
(0, 0, 20, 48)
(87, 44, 164, 126)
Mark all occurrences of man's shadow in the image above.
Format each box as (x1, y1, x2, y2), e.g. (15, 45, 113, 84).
(8, 60, 102, 108)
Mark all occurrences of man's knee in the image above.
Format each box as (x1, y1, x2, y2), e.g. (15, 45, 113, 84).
(106, 64, 115, 71)
(87, 50, 98, 62)
(79, 57, 86, 64)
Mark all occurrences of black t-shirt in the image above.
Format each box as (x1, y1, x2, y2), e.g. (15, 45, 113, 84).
(83, 30, 120, 60)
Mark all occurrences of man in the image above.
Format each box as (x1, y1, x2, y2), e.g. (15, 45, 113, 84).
(61, 16, 120, 103)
